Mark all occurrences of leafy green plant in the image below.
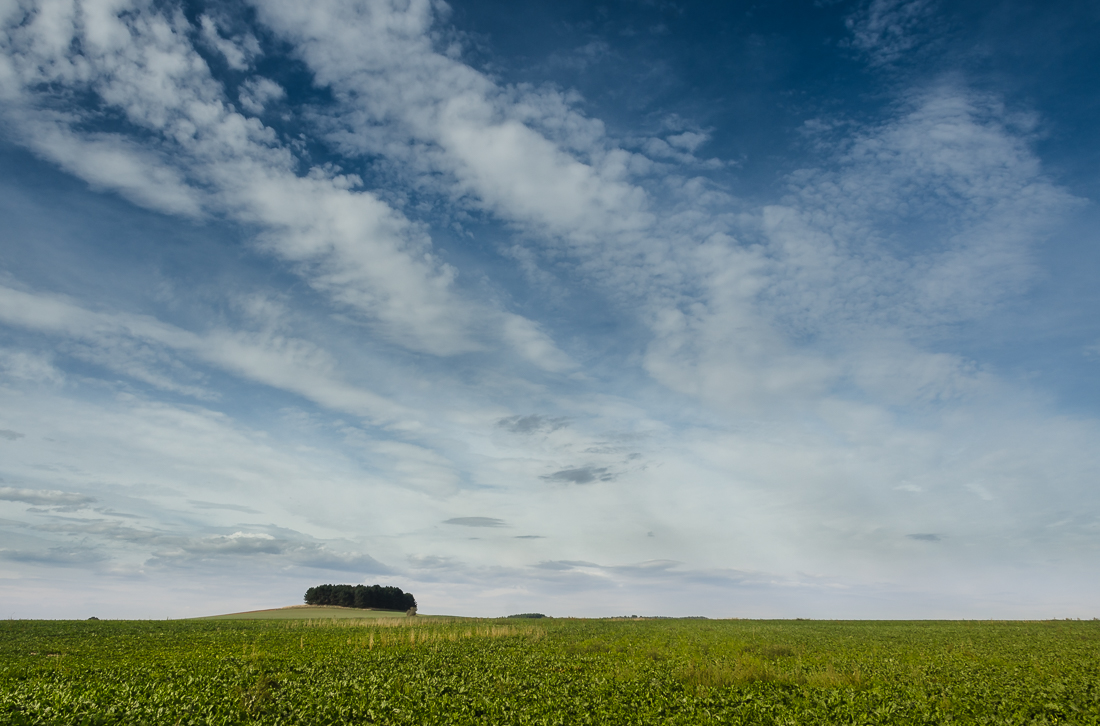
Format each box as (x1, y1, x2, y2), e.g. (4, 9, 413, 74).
(1, 618, 1098, 724)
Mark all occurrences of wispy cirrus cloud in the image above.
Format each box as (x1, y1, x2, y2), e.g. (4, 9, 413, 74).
(0, 0, 568, 369)
(845, 0, 942, 66)
(248, 0, 1081, 419)
(0, 284, 408, 423)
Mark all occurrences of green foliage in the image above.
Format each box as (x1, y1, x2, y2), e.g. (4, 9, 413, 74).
(1, 618, 1099, 724)
(505, 613, 548, 619)
(303, 584, 415, 611)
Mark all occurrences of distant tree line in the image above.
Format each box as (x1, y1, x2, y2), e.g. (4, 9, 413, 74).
(506, 613, 548, 619)
(304, 584, 416, 611)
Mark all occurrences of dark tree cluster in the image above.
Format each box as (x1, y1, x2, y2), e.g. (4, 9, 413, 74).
(304, 584, 416, 611)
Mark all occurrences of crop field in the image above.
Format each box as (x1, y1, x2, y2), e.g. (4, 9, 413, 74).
(1, 617, 1098, 724)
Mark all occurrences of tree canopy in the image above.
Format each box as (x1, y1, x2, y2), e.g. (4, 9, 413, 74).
(304, 584, 416, 611)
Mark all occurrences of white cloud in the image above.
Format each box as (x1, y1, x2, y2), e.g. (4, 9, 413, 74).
(0, 383, 419, 574)
(0, 284, 410, 423)
(643, 86, 1080, 411)
(249, 0, 1065, 419)
(0, 0, 569, 366)
(198, 14, 259, 71)
(846, 0, 940, 66)
(501, 315, 575, 373)
(667, 131, 708, 153)
(253, 0, 656, 245)
(0, 347, 65, 384)
(238, 76, 285, 115)
(11, 118, 207, 216)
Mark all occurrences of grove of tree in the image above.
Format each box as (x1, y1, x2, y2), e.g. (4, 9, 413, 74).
(304, 584, 416, 611)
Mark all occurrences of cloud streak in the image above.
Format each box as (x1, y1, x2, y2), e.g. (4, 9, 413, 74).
(0, 0, 568, 368)
(0, 487, 96, 507)
(444, 517, 506, 528)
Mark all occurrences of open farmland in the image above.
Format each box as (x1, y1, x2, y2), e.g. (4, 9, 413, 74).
(1, 617, 1098, 724)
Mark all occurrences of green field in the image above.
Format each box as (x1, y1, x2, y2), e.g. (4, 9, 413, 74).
(1, 617, 1098, 724)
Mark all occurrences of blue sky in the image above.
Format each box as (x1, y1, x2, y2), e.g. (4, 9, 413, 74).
(1, 0, 1098, 619)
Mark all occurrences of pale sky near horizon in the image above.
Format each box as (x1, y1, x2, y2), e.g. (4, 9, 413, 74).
(1, 0, 1099, 619)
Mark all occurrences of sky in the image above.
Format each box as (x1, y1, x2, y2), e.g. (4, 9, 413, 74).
(1, 0, 1098, 620)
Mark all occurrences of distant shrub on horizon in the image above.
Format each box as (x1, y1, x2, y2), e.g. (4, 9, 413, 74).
(506, 613, 549, 619)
